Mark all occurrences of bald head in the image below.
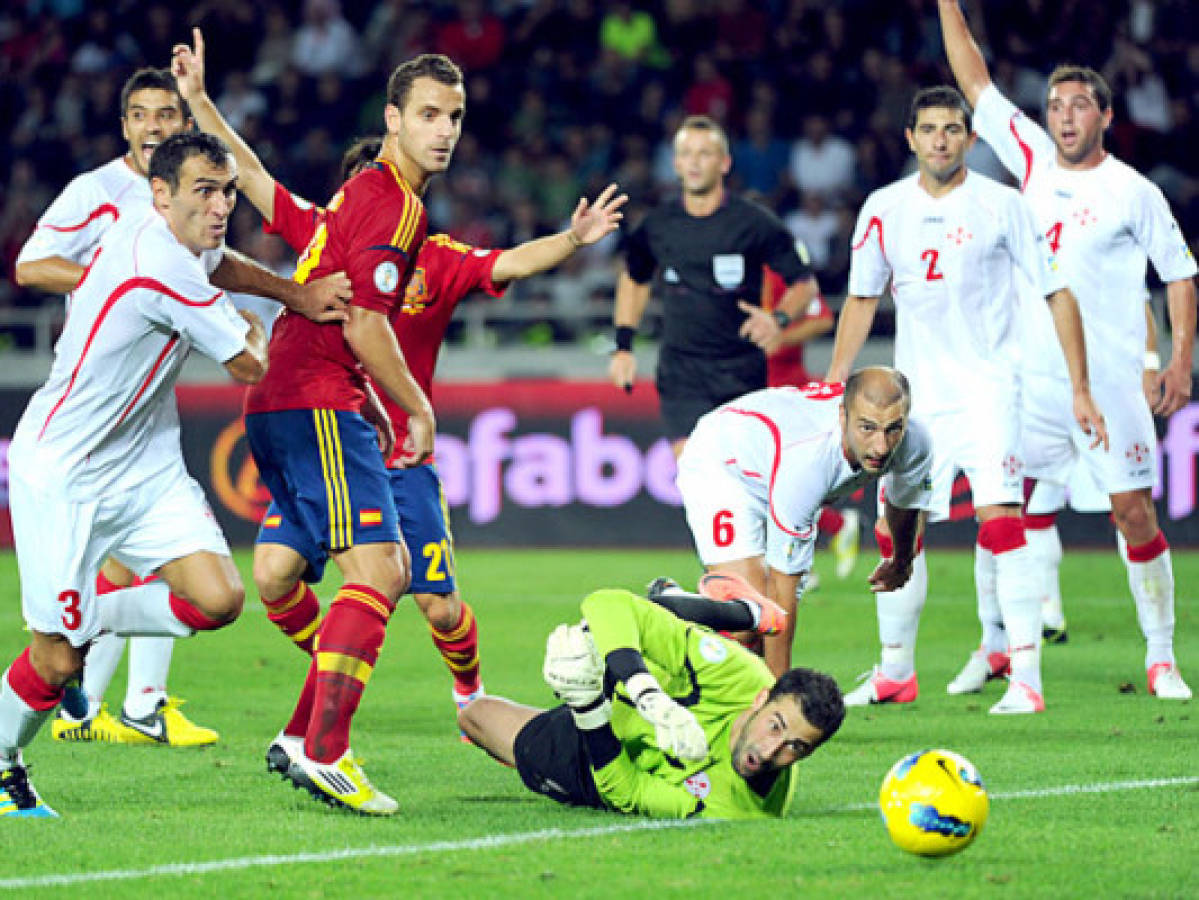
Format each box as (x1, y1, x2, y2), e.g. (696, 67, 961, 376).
(844, 366, 910, 415)
(839, 367, 912, 474)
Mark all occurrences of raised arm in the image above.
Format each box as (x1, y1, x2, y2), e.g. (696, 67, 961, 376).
(172, 28, 277, 220)
(937, 0, 993, 107)
(490, 183, 626, 283)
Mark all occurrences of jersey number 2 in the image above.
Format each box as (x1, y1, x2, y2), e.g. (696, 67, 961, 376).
(921, 249, 944, 281)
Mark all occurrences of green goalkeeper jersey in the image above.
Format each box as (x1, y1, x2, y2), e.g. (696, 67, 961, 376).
(579, 588, 798, 819)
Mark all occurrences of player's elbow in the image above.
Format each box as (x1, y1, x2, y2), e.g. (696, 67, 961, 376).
(224, 350, 267, 384)
(13, 261, 37, 289)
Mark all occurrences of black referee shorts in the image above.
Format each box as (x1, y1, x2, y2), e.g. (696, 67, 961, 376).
(656, 348, 766, 440)
(513, 705, 606, 810)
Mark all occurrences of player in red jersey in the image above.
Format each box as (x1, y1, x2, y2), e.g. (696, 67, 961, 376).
(187, 41, 460, 815)
(174, 30, 625, 751)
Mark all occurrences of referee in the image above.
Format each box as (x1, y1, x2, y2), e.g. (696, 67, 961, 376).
(609, 115, 821, 455)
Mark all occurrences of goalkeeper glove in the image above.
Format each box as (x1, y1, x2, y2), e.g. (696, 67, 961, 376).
(543, 623, 611, 730)
(625, 671, 708, 762)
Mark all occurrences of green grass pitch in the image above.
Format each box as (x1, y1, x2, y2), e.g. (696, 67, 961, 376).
(0, 546, 1195, 897)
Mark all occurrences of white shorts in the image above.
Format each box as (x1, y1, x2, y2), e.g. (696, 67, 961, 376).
(895, 387, 1023, 523)
(11, 464, 230, 647)
(1022, 373, 1156, 495)
(676, 430, 812, 576)
(1026, 462, 1111, 515)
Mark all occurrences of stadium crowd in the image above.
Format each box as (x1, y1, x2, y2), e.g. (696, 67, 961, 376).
(0, 0, 1195, 345)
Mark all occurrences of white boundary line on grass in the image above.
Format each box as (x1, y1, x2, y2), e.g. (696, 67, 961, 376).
(1, 776, 1195, 890)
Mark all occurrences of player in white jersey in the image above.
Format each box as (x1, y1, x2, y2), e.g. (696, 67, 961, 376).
(675, 367, 934, 676)
(13, 69, 351, 747)
(827, 87, 1106, 715)
(0, 132, 270, 817)
(938, 0, 1196, 700)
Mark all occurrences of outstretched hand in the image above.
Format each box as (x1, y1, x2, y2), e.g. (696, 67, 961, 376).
(738, 300, 784, 353)
(171, 27, 207, 100)
(569, 183, 628, 247)
(868, 555, 914, 594)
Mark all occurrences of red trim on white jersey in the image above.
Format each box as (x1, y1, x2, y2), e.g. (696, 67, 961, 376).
(1008, 114, 1035, 191)
(38, 277, 223, 440)
(113, 333, 181, 427)
(852, 216, 885, 257)
(42, 203, 119, 233)
(723, 406, 804, 538)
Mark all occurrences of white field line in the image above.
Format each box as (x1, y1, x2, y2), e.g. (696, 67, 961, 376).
(1, 775, 1195, 891)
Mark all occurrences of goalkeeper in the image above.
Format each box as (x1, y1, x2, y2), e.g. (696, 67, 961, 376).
(458, 587, 844, 819)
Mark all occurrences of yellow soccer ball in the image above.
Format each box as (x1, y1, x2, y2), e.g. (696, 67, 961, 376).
(879, 748, 989, 857)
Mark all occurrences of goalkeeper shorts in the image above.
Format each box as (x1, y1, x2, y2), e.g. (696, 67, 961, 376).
(514, 706, 605, 810)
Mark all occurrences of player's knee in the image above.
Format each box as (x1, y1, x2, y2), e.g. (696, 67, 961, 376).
(416, 592, 460, 630)
(1112, 496, 1155, 539)
(252, 550, 303, 601)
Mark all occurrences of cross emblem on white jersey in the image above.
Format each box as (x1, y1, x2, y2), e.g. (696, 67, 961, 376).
(1073, 208, 1097, 226)
(1125, 442, 1149, 464)
(946, 226, 973, 245)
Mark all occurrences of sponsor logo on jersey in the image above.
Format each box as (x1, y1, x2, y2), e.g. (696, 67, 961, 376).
(360, 508, 383, 526)
(683, 771, 712, 800)
(1054, 189, 1073, 199)
(922, 216, 944, 224)
(712, 254, 745, 289)
(472, 248, 490, 257)
(698, 634, 728, 663)
(374, 261, 400, 293)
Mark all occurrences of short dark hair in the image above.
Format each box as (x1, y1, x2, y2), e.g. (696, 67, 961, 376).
(340, 136, 383, 182)
(1047, 64, 1112, 112)
(907, 85, 972, 132)
(120, 67, 189, 120)
(386, 54, 464, 112)
(844, 366, 911, 413)
(676, 114, 729, 155)
(768, 667, 845, 749)
(149, 132, 232, 193)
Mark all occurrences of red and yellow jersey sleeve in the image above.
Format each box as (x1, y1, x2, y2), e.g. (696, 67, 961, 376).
(295, 160, 427, 315)
(263, 181, 323, 254)
(417, 233, 505, 305)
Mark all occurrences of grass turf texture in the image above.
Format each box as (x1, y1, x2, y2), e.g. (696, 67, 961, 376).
(0, 547, 1194, 897)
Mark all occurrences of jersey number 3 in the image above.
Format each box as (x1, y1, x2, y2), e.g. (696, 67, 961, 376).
(58, 589, 82, 630)
(920, 249, 944, 281)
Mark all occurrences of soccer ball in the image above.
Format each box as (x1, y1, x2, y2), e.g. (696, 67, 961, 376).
(879, 748, 989, 857)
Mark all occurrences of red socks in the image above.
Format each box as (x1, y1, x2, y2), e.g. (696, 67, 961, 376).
(430, 602, 481, 696)
(262, 582, 322, 655)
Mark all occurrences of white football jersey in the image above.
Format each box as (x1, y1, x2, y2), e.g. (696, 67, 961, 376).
(973, 84, 1197, 385)
(16, 157, 150, 268)
(9, 210, 248, 498)
(848, 171, 1065, 413)
(698, 383, 932, 559)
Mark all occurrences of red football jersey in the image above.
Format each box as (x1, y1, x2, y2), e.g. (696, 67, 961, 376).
(381, 233, 503, 463)
(762, 266, 832, 387)
(245, 160, 426, 414)
(263, 180, 322, 254)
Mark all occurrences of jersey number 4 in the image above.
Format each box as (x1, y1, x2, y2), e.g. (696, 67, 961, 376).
(1046, 222, 1063, 254)
(920, 249, 944, 281)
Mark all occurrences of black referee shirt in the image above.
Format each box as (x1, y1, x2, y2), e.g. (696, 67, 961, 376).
(624, 192, 811, 358)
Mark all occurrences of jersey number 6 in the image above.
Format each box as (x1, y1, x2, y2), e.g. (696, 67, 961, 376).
(713, 510, 735, 547)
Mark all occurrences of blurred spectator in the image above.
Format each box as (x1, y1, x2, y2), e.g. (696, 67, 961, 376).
(250, 5, 295, 87)
(216, 70, 268, 133)
(785, 193, 841, 274)
(291, 0, 362, 78)
(789, 115, 856, 203)
(600, 1, 665, 68)
(437, 0, 506, 73)
(683, 54, 733, 123)
(732, 106, 789, 199)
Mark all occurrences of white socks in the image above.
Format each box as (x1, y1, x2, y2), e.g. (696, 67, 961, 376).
(0, 669, 51, 766)
(1124, 546, 1175, 669)
(97, 580, 194, 639)
(75, 633, 125, 721)
(123, 638, 173, 718)
(1024, 524, 1064, 630)
(973, 545, 1007, 656)
(993, 545, 1043, 693)
(877, 552, 927, 681)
